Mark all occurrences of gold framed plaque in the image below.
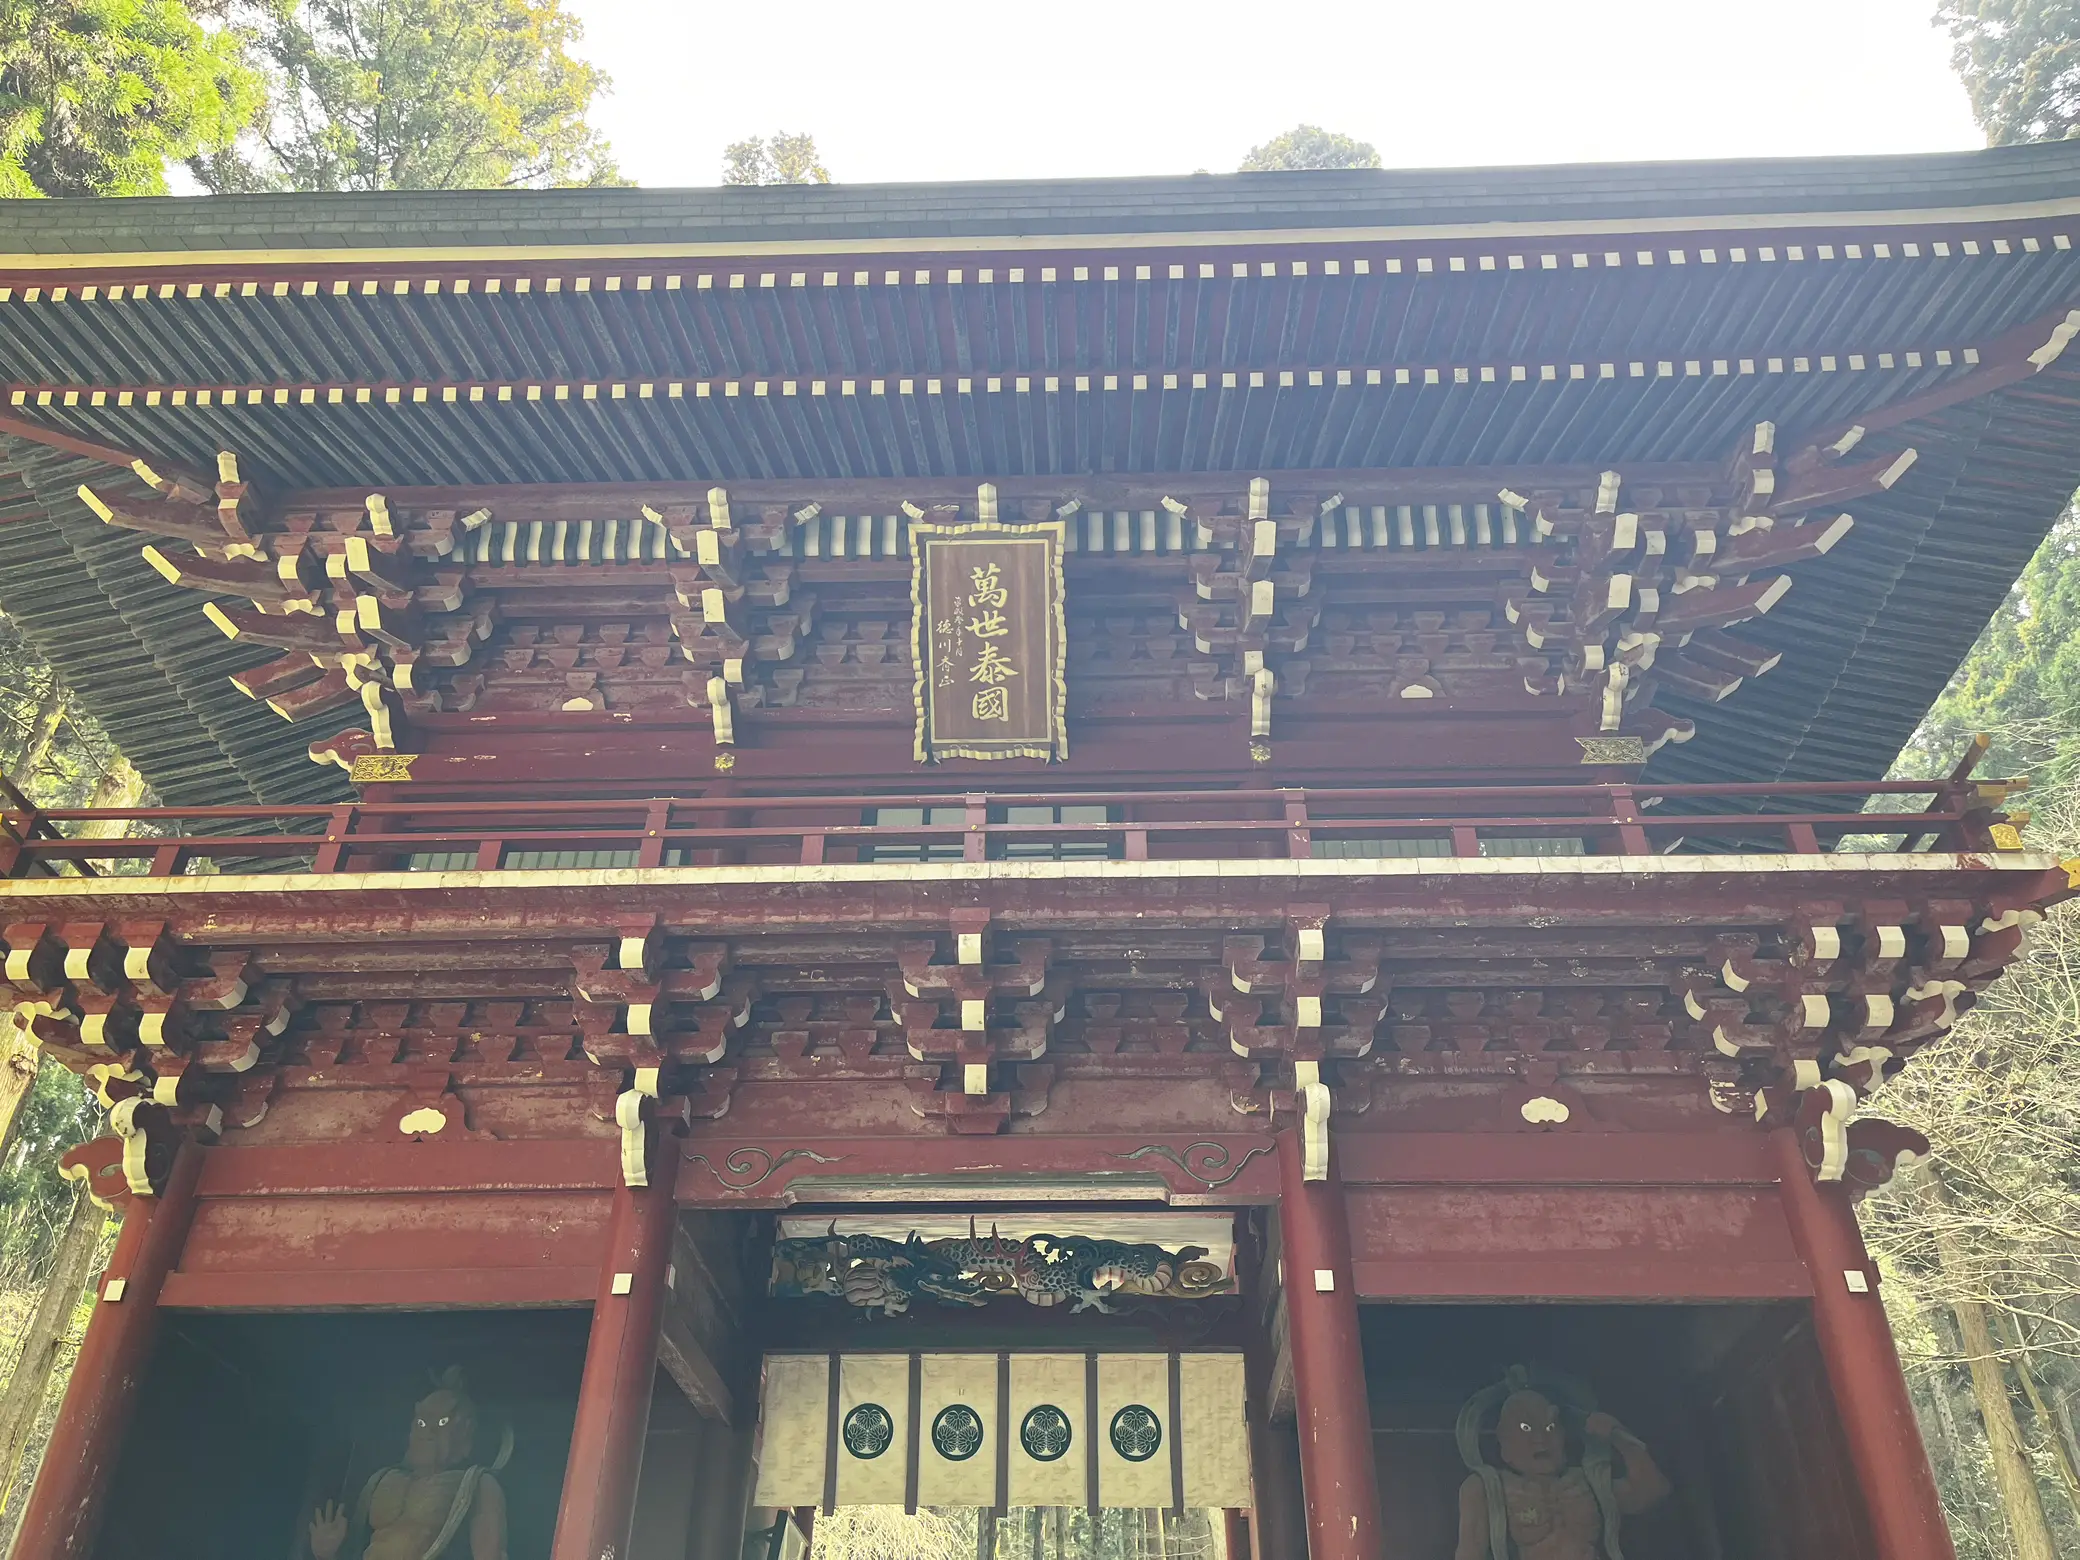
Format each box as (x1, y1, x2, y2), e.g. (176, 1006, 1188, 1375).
(909, 519, 1068, 762)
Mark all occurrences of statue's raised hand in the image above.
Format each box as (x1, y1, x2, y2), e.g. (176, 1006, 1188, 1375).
(310, 1500, 349, 1560)
(1582, 1411, 1622, 1441)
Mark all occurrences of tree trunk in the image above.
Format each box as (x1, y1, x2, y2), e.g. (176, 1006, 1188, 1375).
(1997, 1309, 2080, 1518)
(2053, 1386, 2080, 1516)
(5, 680, 66, 792)
(76, 757, 142, 836)
(1948, 1288, 2058, 1560)
(1920, 1170, 2061, 1560)
(0, 1185, 106, 1510)
(0, 1027, 37, 1171)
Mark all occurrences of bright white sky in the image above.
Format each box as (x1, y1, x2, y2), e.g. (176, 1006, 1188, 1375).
(564, 0, 1986, 188)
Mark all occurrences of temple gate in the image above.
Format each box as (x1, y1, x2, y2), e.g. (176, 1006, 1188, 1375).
(3, 145, 2080, 1559)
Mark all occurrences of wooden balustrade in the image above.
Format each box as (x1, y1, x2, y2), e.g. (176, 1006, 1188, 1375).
(0, 776, 2017, 880)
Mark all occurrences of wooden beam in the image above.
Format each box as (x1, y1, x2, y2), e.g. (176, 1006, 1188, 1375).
(159, 1265, 597, 1308)
(194, 1138, 616, 1196)
(658, 1306, 734, 1422)
(275, 463, 1725, 521)
(655, 1216, 743, 1423)
(0, 410, 209, 495)
(1800, 296, 2080, 450)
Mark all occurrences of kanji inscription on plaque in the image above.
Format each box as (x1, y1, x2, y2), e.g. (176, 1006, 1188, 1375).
(909, 519, 1067, 762)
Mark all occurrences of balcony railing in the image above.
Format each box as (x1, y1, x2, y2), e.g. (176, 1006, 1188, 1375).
(0, 777, 2023, 880)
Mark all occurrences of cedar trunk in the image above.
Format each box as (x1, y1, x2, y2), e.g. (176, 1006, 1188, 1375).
(1947, 1290, 2058, 1560)
(0, 1186, 106, 1509)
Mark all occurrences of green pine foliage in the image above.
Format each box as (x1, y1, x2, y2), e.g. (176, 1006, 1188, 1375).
(1938, 0, 2080, 143)
(0, 616, 129, 811)
(195, 0, 620, 191)
(0, 0, 262, 196)
(1895, 505, 2080, 785)
(1237, 125, 1381, 172)
(722, 131, 829, 186)
(0, 1066, 98, 1286)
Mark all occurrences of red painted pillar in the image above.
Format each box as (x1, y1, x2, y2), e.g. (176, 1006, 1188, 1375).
(11, 1138, 205, 1559)
(1775, 1129, 1955, 1560)
(1223, 1507, 1255, 1560)
(551, 1142, 679, 1560)
(1276, 1126, 1382, 1560)
(1246, 1415, 1308, 1560)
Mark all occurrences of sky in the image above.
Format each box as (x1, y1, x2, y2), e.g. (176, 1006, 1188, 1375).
(562, 0, 1987, 188)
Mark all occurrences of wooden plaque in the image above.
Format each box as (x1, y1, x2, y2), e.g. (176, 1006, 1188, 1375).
(909, 520, 1068, 762)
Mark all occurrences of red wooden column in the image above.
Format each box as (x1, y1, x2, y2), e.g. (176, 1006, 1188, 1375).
(1275, 1126, 1383, 1560)
(550, 1142, 680, 1560)
(11, 1139, 205, 1558)
(1223, 1507, 1255, 1560)
(1775, 1129, 1955, 1560)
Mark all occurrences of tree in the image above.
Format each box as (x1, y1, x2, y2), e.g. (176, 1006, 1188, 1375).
(195, 0, 619, 192)
(1860, 771, 2080, 1559)
(1897, 505, 2080, 787)
(0, 0, 262, 196)
(1937, 0, 2080, 144)
(0, 1183, 104, 1526)
(722, 130, 828, 186)
(1238, 125, 1380, 172)
(0, 616, 131, 1182)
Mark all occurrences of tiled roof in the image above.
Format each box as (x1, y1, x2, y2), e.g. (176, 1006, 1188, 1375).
(4, 146, 2080, 797)
(7, 143, 2080, 253)
(0, 438, 353, 806)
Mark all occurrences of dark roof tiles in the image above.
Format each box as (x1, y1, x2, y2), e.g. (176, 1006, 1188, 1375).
(9, 144, 2080, 255)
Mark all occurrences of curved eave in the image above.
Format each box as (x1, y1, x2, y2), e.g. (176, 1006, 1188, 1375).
(10, 143, 2080, 263)
(0, 438, 353, 807)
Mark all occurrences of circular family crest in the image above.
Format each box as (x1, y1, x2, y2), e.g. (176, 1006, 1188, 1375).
(931, 1404, 985, 1461)
(1109, 1404, 1163, 1462)
(1020, 1404, 1073, 1461)
(842, 1404, 895, 1459)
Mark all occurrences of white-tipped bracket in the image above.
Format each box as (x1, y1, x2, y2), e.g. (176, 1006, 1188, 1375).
(1810, 1078, 1860, 1183)
(1298, 1068, 1332, 1182)
(707, 676, 734, 746)
(615, 1088, 649, 1187)
(976, 483, 998, 523)
(1250, 665, 1276, 738)
(1595, 470, 1621, 514)
(2027, 308, 2080, 370)
(109, 1096, 157, 1197)
(707, 486, 732, 528)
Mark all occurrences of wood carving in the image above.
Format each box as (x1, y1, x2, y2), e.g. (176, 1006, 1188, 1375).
(770, 1224, 1232, 1317)
(1455, 1367, 1670, 1560)
(73, 449, 1912, 767)
(309, 1367, 510, 1560)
